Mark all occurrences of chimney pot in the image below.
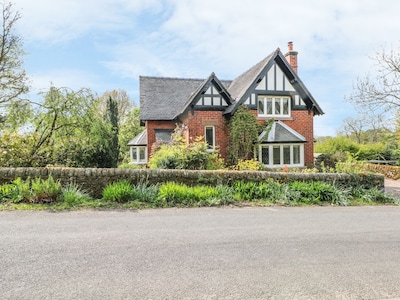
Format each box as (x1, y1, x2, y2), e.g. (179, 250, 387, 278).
(288, 41, 293, 51)
(285, 41, 298, 74)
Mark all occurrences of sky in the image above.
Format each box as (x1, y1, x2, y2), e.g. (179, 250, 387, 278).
(10, 0, 400, 137)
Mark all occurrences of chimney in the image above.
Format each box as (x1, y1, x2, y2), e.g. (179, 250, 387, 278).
(285, 41, 298, 74)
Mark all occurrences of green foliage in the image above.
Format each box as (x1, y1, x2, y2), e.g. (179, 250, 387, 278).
(29, 175, 62, 203)
(118, 163, 141, 169)
(149, 130, 215, 170)
(61, 184, 92, 205)
(103, 96, 119, 168)
(133, 182, 159, 205)
(102, 181, 136, 203)
(0, 131, 37, 167)
(119, 108, 143, 163)
(233, 181, 276, 201)
(0, 184, 20, 203)
(289, 181, 349, 206)
(228, 106, 260, 165)
(158, 182, 233, 207)
(0, 2, 29, 107)
(232, 159, 263, 171)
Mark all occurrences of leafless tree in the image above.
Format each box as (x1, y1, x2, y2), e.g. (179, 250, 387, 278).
(348, 45, 400, 114)
(98, 89, 135, 124)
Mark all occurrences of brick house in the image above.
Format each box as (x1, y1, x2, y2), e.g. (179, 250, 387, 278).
(128, 42, 324, 168)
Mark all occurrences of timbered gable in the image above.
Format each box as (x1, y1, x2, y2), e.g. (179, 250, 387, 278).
(243, 61, 306, 109)
(194, 81, 230, 108)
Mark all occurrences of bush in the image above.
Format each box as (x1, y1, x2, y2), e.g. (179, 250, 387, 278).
(157, 182, 226, 207)
(61, 184, 92, 205)
(29, 175, 62, 203)
(102, 181, 136, 202)
(289, 181, 349, 206)
(0, 184, 20, 203)
(133, 182, 159, 205)
(233, 181, 273, 201)
(232, 159, 263, 171)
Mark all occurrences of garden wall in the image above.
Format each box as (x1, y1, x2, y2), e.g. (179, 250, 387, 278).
(0, 167, 384, 198)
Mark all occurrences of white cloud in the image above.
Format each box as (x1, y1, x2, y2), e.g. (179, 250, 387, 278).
(9, 0, 400, 136)
(13, 0, 163, 43)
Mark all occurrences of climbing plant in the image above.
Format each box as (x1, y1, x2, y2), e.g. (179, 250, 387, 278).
(228, 105, 260, 165)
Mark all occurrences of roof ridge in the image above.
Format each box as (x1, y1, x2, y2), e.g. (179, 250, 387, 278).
(139, 75, 206, 81)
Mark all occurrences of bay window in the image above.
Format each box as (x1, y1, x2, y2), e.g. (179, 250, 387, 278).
(259, 144, 304, 167)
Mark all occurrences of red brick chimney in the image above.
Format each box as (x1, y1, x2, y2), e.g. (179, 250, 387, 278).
(285, 41, 298, 74)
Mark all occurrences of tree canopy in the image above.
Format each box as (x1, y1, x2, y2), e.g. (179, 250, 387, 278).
(0, 2, 29, 107)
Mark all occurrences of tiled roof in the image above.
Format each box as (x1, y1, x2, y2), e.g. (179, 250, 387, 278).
(127, 129, 147, 146)
(228, 50, 276, 102)
(140, 76, 205, 120)
(139, 75, 232, 121)
(258, 120, 306, 143)
(139, 47, 323, 120)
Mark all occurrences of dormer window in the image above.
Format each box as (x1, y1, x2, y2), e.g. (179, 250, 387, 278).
(258, 96, 290, 117)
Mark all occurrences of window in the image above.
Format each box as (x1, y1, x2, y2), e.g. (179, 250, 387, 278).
(259, 144, 304, 167)
(205, 126, 215, 151)
(155, 129, 173, 142)
(258, 96, 291, 117)
(130, 146, 147, 164)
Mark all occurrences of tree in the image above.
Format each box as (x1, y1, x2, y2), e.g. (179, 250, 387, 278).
(348, 45, 400, 113)
(98, 89, 134, 124)
(0, 2, 29, 107)
(103, 96, 119, 168)
(228, 106, 260, 165)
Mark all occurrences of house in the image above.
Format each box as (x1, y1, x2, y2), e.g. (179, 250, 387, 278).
(129, 42, 324, 168)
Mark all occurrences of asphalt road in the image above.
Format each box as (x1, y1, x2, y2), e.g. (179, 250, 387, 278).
(1, 207, 400, 299)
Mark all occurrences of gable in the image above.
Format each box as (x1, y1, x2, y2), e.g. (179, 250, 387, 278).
(225, 50, 322, 115)
(243, 62, 306, 106)
(194, 81, 230, 107)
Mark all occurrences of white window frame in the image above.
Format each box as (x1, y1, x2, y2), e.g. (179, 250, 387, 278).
(130, 146, 148, 164)
(258, 144, 304, 167)
(258, 96, 291, 117)
(205, 126, 215, 152)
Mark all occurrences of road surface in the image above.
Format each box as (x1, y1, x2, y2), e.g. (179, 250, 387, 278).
(1, 207, 400, 299)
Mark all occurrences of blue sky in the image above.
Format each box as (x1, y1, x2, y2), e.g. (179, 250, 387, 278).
(12, 0, 400, 136)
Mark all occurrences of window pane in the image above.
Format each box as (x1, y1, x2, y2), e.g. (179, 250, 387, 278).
(273, 146, 280, 165)
(205, 127, 214, 149)
(283, 145, 290, 164)
(214, 97, 221, 106)
(293, 145, 300, 164)
(266, 98, 273, 115)
(139, 148, 145, 160)
(261, 147, 269, 164)
(274, 98, 281, 115)
(132, 148, 137, 160)
(258, 99, 264, 115)
(282, 98, 289, 115)
(155, 130, 173, 142)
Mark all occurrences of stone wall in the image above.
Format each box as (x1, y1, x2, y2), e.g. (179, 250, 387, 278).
(0, 167, 384, 199)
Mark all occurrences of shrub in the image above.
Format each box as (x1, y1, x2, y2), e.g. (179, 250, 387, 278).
(102, 181, 136, 202)
(289, 181, 350, 206)
(133, 182, 159, 205)
(0, 184, 20, 203)
(233, 159, 263, 171)
(29, 175, 62, 203)
(61, 184, 92, 205)
(233, 181, 272, 201)
(157, 182, 221, 207)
